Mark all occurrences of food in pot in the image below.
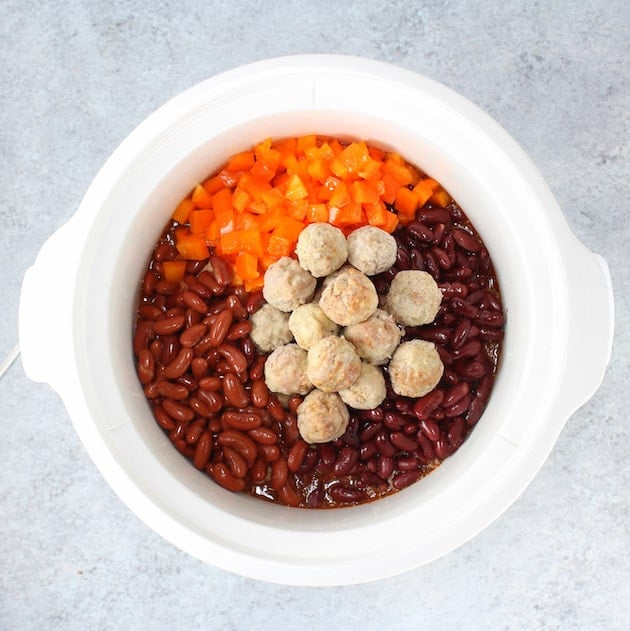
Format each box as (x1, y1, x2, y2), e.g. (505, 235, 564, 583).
(306, 335, 362, 392)
(346, 225, 397, 276)
(133, 134, 505, 508)
(297, 390, 350, 444)
(295, 222, 348, 277)
(343, 309, 403, 365)
(318, 267, 378, 326)
(386, 269, 443, 326)
(288, 302, 339, 350)
(249, 303, 292, 352)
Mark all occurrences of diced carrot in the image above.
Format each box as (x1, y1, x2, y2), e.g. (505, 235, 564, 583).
(172, 198, 194, 224)
(191, 184, 214, 209)
(162, 260, 187, 283)
(211, 187, 233, 214)
(189, 209, 214, 235)
(394, 186, 419, 217)
(175, 233, 210, 260)
(234, 251, 260, 280)
(226, 150, 255, 172)
(306, 203, 328, 223)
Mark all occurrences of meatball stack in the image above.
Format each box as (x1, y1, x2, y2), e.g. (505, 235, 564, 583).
(250, 222, 445, 445)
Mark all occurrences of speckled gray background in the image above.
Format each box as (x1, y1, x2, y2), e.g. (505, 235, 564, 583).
(1, 1, 628, 629)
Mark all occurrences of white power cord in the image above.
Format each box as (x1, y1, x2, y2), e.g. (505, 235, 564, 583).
(0, 343, 20, 380)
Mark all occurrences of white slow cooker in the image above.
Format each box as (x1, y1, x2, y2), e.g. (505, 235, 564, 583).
(18, 55, 614, 586)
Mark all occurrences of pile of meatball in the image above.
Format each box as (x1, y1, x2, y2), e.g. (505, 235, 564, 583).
(250, 222, 445, 446)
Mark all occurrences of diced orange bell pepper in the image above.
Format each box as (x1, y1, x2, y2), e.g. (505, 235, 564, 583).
(413, 178, 440, 206)
(232, 188, 251, 212)
(329, 202, 361, 227)
(364, 201, 387, 227)
(382, 210, 399, 233)
(394, 186, 419, 218)
(244, 276, 265, 292)
(267, 234, 294, 258)
(191, 184, 214, 209)
(285, 173, 309, 200)
(162, 260, 187, 283)
(212, 188, 233, 215)
(429, 188, 451, 207)
(226, 150, 255, 172)
(351, 180, 380, 204)
(273, 216, 304, 243)
(175, 233, 210, 260)
(172, 198, 194, 224)
(296, 134, 318, 153)
(234, 251, 260, 280)
(189, 209, 214, 235)
(306, 203, 329, 223)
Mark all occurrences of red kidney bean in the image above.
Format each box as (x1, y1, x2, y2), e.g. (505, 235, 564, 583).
(452, 339, 482, 360)
(133, 320, 154, 355)
(466, 396, 487, 427)
(383, 412, 406, 431)
(418, 418, 440, 442)
(250, 456, 268, 484)
(455, 360, 487, 380)
(407, 220, 434, 242)
(444, 393, 472, 418)
(194, 389, 223, 414)
(475, 374, 494, 402)
(209, 255, 234, 286)
(390, 432, 417, 452)
(329, 485, 365, 504)
(162, 399, 195, 423)
(413, 390, 445, 420)
(156, 381, 189, 400)
(212, 462, 246, 492)
(277, 479, 300, 507)
(223, 446, 248, 479)
(250, 380, 269, 408)
(182, 290, 207, 314)
(376, 454, 394, 480)
(474, 310, 505, 327)
(136, 349, 155, 385)
(359, 421, 381, 442)
(153, 404, 176, 431)
(447, 417, 466, 444)
(443, 381, 470, 408)
(199, 376, 222, 391)
(396, 455, 420, 471)
(222, 372, 250, 408)
(416, 434, 436, 460)
(143, 270, 157, 296)
(179, 324, 207, 348)
(248, 427, 277, 445)
(245, 290, 265, 314)
(189, 396, 213, 417)
(375, 430, 396, 457)
(418, 208, 450, 224)
(190, 357, 208, 379)
(225, 321, 251, 342)
(307, 485, 325, 508)
(185, 418, 206, 445)
(392, 470, 422, 490)
(434, 438, 450, 460)
(217, 430, 257, 465)
(152, 315, 186, 336)
(450, 319, 471, 350)
(452, 227, 481, 252)
(287, 439, 308, 472)
(220, 410, 260, 431)
(218, 344, 248, 374)
(267, 397, 287, 422)
(226, 294, 248, 320)
(298, 448, 319, 475)
(139, 304, 163, 321)
(163, 347, 193, 380)
(260, 444, 280, 462)
(208, 309, 233, 347)
(193, 431, 212, 470)
(333, 447, 359, 476)
(271, 458, 289, 491)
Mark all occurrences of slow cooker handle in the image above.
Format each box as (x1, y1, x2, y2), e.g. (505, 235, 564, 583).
(557, 240, 614, 417)
(19, 218, 82, 393)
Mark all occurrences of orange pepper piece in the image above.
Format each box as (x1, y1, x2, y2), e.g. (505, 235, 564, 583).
(162, 260, 187, 283)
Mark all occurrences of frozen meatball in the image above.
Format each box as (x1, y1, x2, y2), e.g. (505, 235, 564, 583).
(388, 340, 444, 398)
(319, 268, 378, 326)
(307, 336, 361, 392)
(339, 363, 386, 410)
(250, 303, 293, 352)
(295, 222, 348, 277)
(297, 390, 350, 444)
(346, 225, 397, 276)
(264, 343, 313, 395)
(263, 256, 316, 312)
(386, 270, 442, 326)
(343, 309, 403, 365)
(288, 302, 339, 350)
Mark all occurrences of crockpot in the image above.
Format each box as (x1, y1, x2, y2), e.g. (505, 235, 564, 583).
(18, 55, 614, 586)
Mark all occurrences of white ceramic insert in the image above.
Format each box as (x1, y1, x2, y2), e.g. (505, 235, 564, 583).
(19, 55, 614, 586)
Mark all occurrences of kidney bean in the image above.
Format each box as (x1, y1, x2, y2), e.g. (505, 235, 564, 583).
(156, 381, 189, 400)
(162, 399, 195, 423)
(224, 321, 250, 342)
(223, 447, 248, 479)
(329, 485, 365, 504)
(287, 439, 308, 472)
(136, 349, 155, 385)
(277, 480, 301, 507)
(192, 431, 212, 470)
(332, 447, 359, 476)
(450, 319, 471, 350)
(359, 421, 381, 442)
(359, 441, 378, 461)
(250, 456, 269, 484)
(218, 344, 248, 374)
(443, 381, 470, 408)
(185, 418, 206, 445)
(390, 432, 417, 452)
(226, 294, 247, 320)
(434, 439, 450, 460)
(267, 397, 287, 422)
(189, 396, 213, 417)
(360, 408, 384, 422)
(163, 347, 193, 380)
(376, 454, 394, 480)
(217, 430, 257, 465)
(222, 410, 261, 431)
(475, 310, 505, 328)
(396, 455, 420, 471)
(407, 220, 434, 242)
(208, 309, 233, 347)
(307, 485, 325, 508)
(133, 320, 154, 355)
(452, 227, 481, 253)
(250, 380, 269, 408)
(152, 314, 186, 336)
(212, 462, 246, 492)
(392, 470, 422, 490)
(190, 357, 208, 380)
(260, 444, 280, 462)
(209, 255, 234, 286)
(444, 393, 472, 418)
(181, 290, 206, 314)
(298, 448, 319, 475)
(195, 389, 223, 414)
(384, 412, 406, 431)
(153, 404, 176, 431)
(248, 427, 278, 445)
(417, 207, 450, 224)
(271, 458, 289, 491)
(418, 418, 441, 442)
(222, 372, 250, 408)
(455, 360, 487, 380)
(413, 389, 445, 420)
(178, 323, 207, 348)
(466, 396, 487, 427)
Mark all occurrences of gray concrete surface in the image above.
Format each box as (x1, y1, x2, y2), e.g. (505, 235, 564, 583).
(1, 1, 628, 629)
